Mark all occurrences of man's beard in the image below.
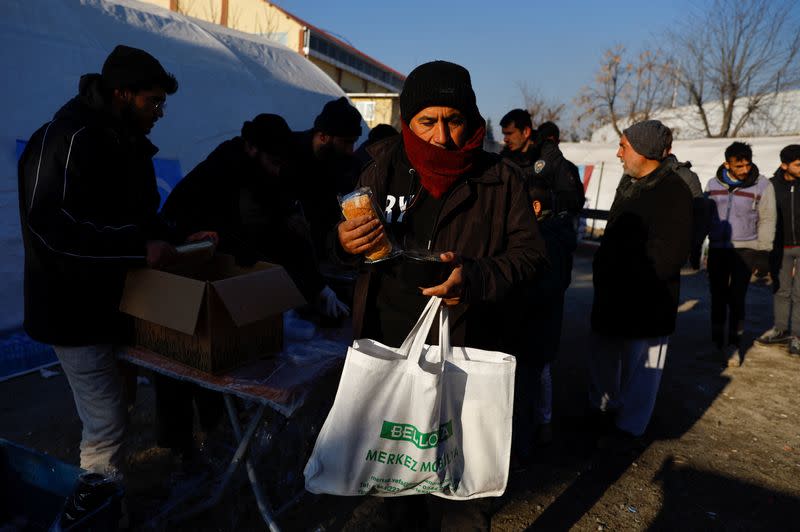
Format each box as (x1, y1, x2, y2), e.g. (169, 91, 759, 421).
(119, 101, 151, 135)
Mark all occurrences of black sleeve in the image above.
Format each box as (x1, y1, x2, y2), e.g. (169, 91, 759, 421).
(20, 125, 148, 263)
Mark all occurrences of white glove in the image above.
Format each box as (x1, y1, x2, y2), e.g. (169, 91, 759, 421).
(315, 285, 350, 319)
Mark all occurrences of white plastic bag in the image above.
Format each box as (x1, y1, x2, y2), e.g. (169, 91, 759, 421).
(304, 297, 516, 499)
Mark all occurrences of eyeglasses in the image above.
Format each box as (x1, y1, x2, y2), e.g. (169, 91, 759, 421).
(145, 97, 167, 113)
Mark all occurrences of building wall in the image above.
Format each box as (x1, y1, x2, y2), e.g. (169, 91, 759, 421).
(226, 0, 302, 51)
(309, 57, 339, 83)
(350, 95, 400, 129)
(340, 71, 366, 93)
(174, 0, 223, 24)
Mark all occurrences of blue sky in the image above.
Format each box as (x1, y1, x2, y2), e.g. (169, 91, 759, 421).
(276, 0, 697, 136)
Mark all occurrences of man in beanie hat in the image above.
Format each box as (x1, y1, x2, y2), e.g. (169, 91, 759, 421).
(336, 57, 545, 527)
(17, 45, 215, 475)
(289, 97, 363, 259)
(705, 142, 776, 366)
(587, 119, 692, 446)
(159, 113, 348, 459)
(339, 60, 544, 354)
(757, 144, 800, 356)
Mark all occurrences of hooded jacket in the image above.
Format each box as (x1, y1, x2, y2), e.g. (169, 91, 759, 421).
(17, 74, 171, 345)
(592, 161, 692, 338)
(347, 136, 546, 350)
(161, 137, 325, 302)
(705, 164, 776, 251)
(770, 168, 800, 249)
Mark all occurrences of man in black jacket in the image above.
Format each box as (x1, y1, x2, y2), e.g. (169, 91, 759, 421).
(17, 46, 214, 474)
(159, 114, 349, 457)
(756, 144, 800, 356)
(589, 120, 692, 441)
(162, 113, 349, 317)
(500, 108, 537, 177)
(290, 97, 362, 260)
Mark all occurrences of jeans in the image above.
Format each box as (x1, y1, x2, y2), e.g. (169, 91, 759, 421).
(588, 334, 668, 437)
(774, 247, 800, 334)
(53, 344, 126, 474)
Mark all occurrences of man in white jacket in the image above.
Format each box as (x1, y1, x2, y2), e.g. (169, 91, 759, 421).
(705, 141, 776, 367)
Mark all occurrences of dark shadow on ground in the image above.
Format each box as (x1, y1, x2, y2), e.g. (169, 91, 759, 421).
(651, 456, 800, 530)
(490, 248, 778, 530)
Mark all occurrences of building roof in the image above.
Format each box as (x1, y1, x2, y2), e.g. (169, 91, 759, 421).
(268, 2, 406, 83)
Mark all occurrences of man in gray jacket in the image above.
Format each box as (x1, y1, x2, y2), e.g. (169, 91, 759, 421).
(705, 142, 776, 367)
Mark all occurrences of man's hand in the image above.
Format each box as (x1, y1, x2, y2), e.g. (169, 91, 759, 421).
(421, 252, 464, 306)
(146, 240, 178, 269)
(187, 231, 219, 245)
(338, 215, 385, 255)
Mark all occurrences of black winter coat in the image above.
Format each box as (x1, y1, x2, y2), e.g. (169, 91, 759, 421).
(160, 137, 324, 302)
(349, 136, 546, 350)
(17, 74, 170, 346)
(289, 131, 359, 261)
(592, 162, 692, 338)
(531, 141, 585, 216)
(771, 169, 800, 248)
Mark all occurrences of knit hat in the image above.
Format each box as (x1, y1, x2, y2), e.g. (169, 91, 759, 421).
(400, 60, 480, 123)
(241, 114, 292, 156)
(622, 120, 671, 161)
(313, 97, 362, 137)
(101, 45, 178, 94)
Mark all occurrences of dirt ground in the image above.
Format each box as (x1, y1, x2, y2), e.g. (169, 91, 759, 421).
(2, 248, 799, 531)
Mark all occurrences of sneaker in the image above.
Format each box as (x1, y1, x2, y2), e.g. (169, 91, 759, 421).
(756, 327, 791, 345)
(726, 345, 741, 368)
(789, 337, 800, 357)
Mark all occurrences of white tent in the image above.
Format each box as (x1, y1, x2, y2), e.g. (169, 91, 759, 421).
(1, 0, 349, 332)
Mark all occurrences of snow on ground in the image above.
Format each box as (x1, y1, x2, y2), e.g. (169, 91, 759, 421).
(1, 0, 350, 332)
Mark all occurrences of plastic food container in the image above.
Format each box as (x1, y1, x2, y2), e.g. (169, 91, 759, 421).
(339, 187, 397, 262)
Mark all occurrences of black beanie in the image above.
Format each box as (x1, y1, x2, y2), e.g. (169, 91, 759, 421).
(623, 120, 671, 161)
(400, 60, 480, 123)
(241, 114, 292, 155)
(101, 45, 178, 94)
(313, 97, 362, 137)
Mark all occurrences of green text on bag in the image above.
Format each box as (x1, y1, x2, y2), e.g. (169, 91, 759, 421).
(380, 420, 453, 449)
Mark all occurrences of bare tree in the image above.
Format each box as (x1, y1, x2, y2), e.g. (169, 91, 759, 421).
(516, 82, 566, 128)
(667, 0, 800, 137)
(575, 45, 671, 138)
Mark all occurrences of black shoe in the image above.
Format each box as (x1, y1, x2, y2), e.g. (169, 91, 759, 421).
(756, 327, 791, 345)
(596, 427, 644, 454)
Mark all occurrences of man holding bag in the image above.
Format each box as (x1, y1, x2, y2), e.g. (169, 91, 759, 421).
(337, 60, 546, 350)
(330, 60, 545, 529)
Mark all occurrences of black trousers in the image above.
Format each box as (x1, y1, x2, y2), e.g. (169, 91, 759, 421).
(708, 248, 753, 347)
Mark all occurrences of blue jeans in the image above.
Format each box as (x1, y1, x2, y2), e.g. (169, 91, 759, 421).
(54, 344, 126, 474)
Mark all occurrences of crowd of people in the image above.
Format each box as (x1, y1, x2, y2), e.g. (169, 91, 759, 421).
(15, 43, 800, 526)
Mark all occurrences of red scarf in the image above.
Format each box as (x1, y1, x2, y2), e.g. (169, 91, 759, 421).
(401, 120, 486, 199)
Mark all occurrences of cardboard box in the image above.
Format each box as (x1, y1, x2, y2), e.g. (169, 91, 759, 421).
(119, 255, 305, 374)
